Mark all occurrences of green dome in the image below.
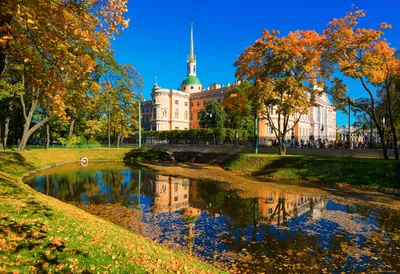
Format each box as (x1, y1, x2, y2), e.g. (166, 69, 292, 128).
(181, 75, 201, 86)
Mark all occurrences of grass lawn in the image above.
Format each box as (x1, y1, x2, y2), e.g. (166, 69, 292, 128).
(0, 149, 219, 273)
(223, 153, 400, 189)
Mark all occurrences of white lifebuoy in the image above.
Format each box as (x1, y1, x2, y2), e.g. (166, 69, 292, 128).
(80, 157, 89, 166)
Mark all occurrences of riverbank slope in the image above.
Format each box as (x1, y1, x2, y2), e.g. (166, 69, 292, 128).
(0, 149, 219, 273)
(222, 153, 400, 189)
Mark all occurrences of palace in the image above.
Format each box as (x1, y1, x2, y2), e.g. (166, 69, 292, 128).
(142, 24, 337, 142)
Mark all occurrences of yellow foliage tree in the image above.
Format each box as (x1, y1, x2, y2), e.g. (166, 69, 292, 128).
(235, 30, 326, 155)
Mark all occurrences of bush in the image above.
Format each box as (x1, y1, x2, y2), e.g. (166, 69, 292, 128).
(124, 149, 173, 163)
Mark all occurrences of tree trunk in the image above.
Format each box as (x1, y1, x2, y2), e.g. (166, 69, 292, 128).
(0, 125, 3, 150)
(3, 115, 9, 149)
(68, 118, 75, 138)
(46, 124, 50, 149)
(17, 93, 52, 152)
(280, 137, 287, 155)
(3, 100, 12, 149)
(386, 89, 399, 159)
(376, 125, 388, 159)
(117, 132, 122, 148)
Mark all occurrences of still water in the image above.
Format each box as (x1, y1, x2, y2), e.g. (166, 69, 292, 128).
(24, 163, 400, 273)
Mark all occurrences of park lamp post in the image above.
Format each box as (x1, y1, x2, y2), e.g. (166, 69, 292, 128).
(138, 100, 141, 149)
(347, 96, 355, 144)
(348, 97, 351, 143)
(254, 112, 258, 154)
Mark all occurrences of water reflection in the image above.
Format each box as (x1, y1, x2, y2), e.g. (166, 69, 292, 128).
(25, 164, 400, 273)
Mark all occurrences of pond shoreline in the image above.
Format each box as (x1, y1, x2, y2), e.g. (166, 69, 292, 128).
(0, 149, 219, 273)
(141, 161, 400, 211)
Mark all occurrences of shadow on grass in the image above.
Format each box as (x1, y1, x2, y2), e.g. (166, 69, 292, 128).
(0, 196, 72, 271)
(252, 157, 299, 177)
(0, 152, 35, 177)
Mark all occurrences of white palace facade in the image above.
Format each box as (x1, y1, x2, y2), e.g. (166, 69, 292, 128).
(141, 24, 337, 141)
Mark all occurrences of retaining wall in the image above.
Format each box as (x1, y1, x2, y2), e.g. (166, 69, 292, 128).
(153, 144, 395, 159)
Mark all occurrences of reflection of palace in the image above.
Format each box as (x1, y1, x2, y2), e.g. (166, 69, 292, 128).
(144, 175, 327, 227)
(148, 174, 191, 213)
(257, 191, 327, 225)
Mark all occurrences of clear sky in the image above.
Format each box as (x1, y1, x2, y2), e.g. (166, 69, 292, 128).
(111, 0, 400, 126)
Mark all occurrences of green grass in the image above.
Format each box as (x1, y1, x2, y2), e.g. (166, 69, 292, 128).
(0, 149, 219, 273)
(223, 153, 400, 188)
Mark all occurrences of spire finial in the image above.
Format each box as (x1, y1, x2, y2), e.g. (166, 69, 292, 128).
(189, 22, 195, 63)
(153, 76, 159, 89)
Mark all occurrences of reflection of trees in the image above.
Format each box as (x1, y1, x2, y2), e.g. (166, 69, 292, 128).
(31, 169, 148, 206)
(344, 204, 400, 272)
(264, 197, 290, 228)
(196, 181, 378, 272)
(197, 180, 255, 228)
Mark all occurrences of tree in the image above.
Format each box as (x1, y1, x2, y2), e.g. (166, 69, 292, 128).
(198, 100, 226, 129)
(97, 50, 143, 147)
(221, 81, 254, 133)
(0, 0, 130, 151)
(323, 9, 399, 159)
(235, 30, 326, 155)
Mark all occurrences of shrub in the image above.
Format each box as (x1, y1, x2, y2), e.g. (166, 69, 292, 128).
(123, 149, 173, 163)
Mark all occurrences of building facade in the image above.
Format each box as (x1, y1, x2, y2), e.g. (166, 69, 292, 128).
(142, 24, 337, 141)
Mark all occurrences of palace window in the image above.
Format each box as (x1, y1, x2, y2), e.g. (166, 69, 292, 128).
(184, 110, 188, 120)
(191, 86, 194, 89)
(184, 102, 188, 106)
(174, 182, 179, 192)
(175, 100, 179, 105)
(175, 109, 179, 119)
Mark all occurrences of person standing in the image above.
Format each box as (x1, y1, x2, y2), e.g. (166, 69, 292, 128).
(309, 134, 315, 150)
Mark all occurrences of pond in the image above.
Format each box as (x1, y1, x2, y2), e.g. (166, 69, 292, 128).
(24, 163, 400, 273)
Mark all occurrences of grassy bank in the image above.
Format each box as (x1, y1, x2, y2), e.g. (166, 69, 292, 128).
(0, 149, 219, 273)
(223, 153, 400, 188)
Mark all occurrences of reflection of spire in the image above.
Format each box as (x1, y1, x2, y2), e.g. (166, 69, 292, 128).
(137, 170, 141, 208)
(181, 207, 201, 256)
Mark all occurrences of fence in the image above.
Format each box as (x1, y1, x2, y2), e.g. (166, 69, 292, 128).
(4, 143, 148, 150)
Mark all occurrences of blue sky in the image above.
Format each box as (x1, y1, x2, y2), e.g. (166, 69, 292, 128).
(111, 0, 400, 126)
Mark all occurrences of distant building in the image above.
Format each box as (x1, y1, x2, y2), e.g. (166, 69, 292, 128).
(141, 24, 337, 141)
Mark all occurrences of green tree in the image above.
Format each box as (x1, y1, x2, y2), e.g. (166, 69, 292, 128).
(97, 50, 143, 146)
(198, 100, 226, 129)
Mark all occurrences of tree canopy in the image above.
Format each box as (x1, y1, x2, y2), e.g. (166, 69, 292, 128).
(234, 29, 326, 155)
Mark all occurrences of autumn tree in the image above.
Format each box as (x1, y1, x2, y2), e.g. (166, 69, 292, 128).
(323, 9, 400, 159)
(235, 30, 326, 155)
(0, 0, 129, 151)
(221, 81, 254, 133)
